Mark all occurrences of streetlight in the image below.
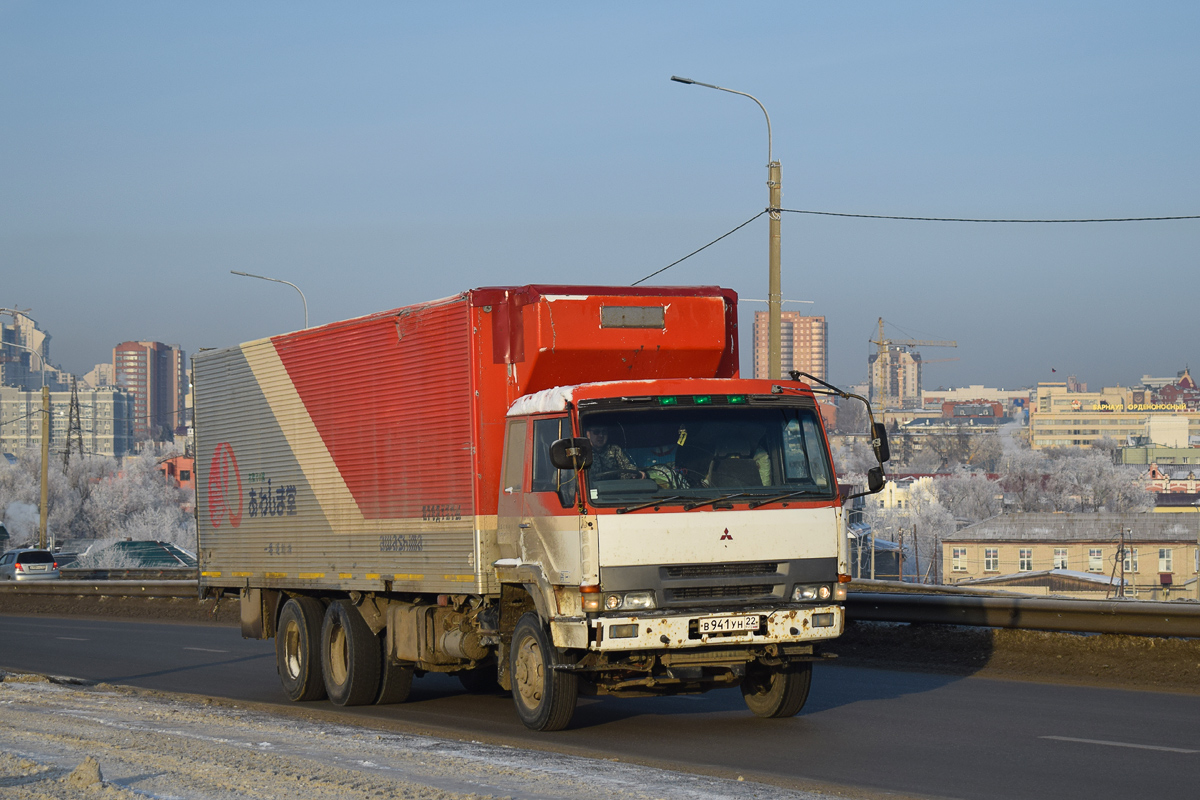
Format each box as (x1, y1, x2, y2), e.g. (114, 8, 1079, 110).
(671, 75, 783, 379)
(231, 271, 309, 329)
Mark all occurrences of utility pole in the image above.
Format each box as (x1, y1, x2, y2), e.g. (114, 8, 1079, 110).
(38, 386, 49, 549)
(870, 529, 876, 580)
(1113, 527, 1123, 597)
(913, 523, 921, 584)
(767, 159, 782, 380)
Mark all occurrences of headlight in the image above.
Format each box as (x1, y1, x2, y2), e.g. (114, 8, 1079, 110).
(602, 591, 657, 611)
(621, 591, 656, 610)
(792, 584, 833, 602)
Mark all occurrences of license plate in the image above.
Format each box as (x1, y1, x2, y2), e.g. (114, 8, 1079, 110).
(697, 615, 761, 634)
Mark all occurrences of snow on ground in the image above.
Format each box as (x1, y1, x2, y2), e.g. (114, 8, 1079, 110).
(0, 670, 837, 800)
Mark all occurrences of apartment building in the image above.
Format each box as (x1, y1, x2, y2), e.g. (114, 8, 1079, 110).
(113, 341, 186, 440)
(752, 311, 827, 382)
(0, 386, 134, 458)
(869, 346, 922, 410)
(942, 513, 1199, 599)
(1030, 382, 1200, 450)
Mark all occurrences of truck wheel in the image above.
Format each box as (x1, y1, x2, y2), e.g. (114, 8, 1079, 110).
(375, 633, 414, 705)
(276, 596, 327, 702)
(509, 612, 578, 731)
(320, 600, 382, 706)
(741, 661, 812, 718)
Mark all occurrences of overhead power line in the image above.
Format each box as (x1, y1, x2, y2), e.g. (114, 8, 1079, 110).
(779, 208, 1200, 223)
(632, 211, 765, 286)
(634, 206, 1199, 284)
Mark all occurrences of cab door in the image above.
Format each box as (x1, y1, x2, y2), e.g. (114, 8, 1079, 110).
(523, 416, 583, 585)
(496, 418, 527, 561)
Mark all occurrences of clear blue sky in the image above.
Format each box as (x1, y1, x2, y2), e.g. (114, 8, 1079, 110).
(2, 2, 1197, 391)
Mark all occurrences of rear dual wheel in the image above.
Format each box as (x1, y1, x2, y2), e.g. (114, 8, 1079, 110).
(276, 597, 327, 702)
(276, 596, 412, 706)
(376, 645, 415, 705)
(321, 600, 382, 706)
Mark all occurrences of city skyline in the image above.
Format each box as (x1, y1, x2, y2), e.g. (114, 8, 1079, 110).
(2, 4, 1197, 388)
(4, 304, 1194, 397)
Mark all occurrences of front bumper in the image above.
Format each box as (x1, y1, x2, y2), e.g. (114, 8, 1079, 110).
(591, 604, 843, 652)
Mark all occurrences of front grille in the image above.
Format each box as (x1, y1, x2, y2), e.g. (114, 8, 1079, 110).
(668, 583, 779, 601)
(663, 562, 778, 579)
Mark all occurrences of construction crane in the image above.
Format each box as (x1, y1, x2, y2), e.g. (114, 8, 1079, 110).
(870, 318, 956, 412)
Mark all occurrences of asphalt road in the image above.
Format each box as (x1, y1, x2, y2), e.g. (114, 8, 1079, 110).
(3, 614, 1198, 799)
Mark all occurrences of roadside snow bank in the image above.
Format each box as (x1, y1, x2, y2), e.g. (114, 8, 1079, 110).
(0, 670, 835, 800)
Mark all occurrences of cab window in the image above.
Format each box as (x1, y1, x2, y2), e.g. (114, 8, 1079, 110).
(531, 416, 577, 508)
(502, 419, 527, 494)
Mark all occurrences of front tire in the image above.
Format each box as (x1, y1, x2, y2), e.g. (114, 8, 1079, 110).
(276, 596, 327, 702)
(321, 600, 382, 706)
(741, 661, 812, 718)
(509, 612, 578, 731)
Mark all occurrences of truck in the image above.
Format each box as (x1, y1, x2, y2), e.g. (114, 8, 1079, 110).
(194, 285, 888, 730)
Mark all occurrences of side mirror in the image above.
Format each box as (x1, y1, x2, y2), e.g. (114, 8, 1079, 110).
(550, 438, 593, 471)
(867, 466, 886, 494)
(871, 422, 890, 464)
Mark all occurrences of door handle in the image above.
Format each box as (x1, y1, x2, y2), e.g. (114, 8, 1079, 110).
(518, 523, 531, 529)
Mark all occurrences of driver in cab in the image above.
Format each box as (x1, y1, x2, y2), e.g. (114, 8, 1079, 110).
(585, 424, 641, 476)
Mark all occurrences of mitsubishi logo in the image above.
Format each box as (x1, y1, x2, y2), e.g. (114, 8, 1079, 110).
(720, 528, 733, 540)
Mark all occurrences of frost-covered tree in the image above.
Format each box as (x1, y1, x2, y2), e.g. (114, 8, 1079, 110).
(933, 467, 1003, 524)
(832, 440, 879, 486)
(861, 480, 956, 583)
(1043, 448, 1149, 512)
(998, 449, 1053, 511)
(835, 398, 869, 434)
(0, 449, 195, 550)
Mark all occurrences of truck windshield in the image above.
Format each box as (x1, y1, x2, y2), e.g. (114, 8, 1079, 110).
(579, 403, 835, 506)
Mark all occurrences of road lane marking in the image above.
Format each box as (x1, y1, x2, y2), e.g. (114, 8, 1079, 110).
(1041, 736, 1199, 754)
(183, 647, 229, 653)
(56, 637, 88, 641)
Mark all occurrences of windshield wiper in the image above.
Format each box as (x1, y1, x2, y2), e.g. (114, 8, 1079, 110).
(747, 489, 824, 509)
(616, 495, 690, 514)
(683, 492, 754, 511)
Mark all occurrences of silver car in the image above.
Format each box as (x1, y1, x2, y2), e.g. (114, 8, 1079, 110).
(0, 548, 61, 581)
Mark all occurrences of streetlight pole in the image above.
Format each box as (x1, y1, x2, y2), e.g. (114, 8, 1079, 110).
(231, 271, 309, 329)
(671, 76, 783, 379)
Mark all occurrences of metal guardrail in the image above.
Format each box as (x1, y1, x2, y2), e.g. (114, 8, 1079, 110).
(849, 578, 1027, 597)
(2, 577, 1198, 637)
(60, 567, 197, 582)
(0, 580, 199, 598)
(847, 590, 1200, 638)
